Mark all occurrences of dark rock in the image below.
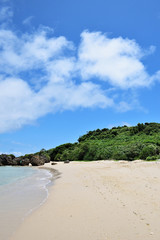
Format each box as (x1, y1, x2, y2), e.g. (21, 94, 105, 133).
(40, 154, 50, 163)
(30, 155, 46, 166)
(64, 160, 70, 164)
(19, 158, 30, 166)
(0, 154, 9, 165)
(51, 162, 57, 165)
(0, 158, 3, 166)
(0, 154, 19, 166)
(9, 154, 16, 160)
(7, 157, 20, 166)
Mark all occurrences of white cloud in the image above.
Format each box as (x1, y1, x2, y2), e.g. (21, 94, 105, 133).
(23, 16, 34, 25)
(0, 24, 158, 133)
(0, 77, 112, 133)
(78, 31, 155, 89)
(0, 151, 22, 157)
(116, 101, 132, 112)
(0, 6, 13, 22)
(0, 27, 73, 75)
(0, 27, 112, 133)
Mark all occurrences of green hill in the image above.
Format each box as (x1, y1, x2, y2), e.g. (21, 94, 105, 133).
(46, 122, 160, 161)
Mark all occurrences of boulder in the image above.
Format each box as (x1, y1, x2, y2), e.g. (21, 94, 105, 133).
(30, 155, 46, 166)
(40, 154, 50, 163)
(51, 162, 57, 165)
(0, 154, 9, 165)
(0, 158, 3, 166)
(19, 158, 30, 166)
(7, 157, 20, 166)
(64, 160, 70, 164)
(0, 154, 19, 166)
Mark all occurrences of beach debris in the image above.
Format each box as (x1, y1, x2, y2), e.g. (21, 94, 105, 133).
(133, 211, 138, 215)
(64, 160, 70, 164)
(51, 162, 57, 165)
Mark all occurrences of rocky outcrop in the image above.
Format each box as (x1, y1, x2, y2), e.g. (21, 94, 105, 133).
(0, 154, 19, 166)
(0, 153, 50, 166)
(30, 155, 46, 166)
(0, 158, 3, 166)
(41, 154, 50, 163)
(18, 158, 30, 166)
(7, 157, 20, 166)
(0, 154, 9, 165)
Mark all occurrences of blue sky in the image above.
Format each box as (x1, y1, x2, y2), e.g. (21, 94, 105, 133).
(0, 0, 160, 155)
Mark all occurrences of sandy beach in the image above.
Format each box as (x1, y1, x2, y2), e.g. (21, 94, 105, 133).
(11, 160, 160, 240)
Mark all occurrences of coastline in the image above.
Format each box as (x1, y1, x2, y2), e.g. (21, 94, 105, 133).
(11, 160, 160, 240)
(0, 166, 53, 240)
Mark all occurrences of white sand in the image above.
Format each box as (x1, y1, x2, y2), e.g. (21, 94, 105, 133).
(11, 160, 160, 240)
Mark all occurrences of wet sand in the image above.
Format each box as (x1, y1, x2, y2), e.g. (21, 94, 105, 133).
(11, 160, 160, 240)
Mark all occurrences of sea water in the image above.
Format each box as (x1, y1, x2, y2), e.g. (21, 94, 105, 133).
(0, 166, 52, 240)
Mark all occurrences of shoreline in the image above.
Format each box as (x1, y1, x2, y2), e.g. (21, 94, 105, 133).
(0, 166, 53, 240)
(38, 166, 61, 184)
(11, 160, 160, 240)
(23, 167, 54, 219)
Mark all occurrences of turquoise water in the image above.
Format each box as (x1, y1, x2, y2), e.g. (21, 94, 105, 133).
(0, 166, 52, 240)
(0, 166, 37, 186)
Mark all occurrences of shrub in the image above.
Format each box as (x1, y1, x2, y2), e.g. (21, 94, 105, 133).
(139, 145, 157, 159)
(54, 153, 62, 161)
(146, 155, 158, 161)
(95, 147, 113, 160)
(50, 143, 74, 161)
(112, 151, 128, 160)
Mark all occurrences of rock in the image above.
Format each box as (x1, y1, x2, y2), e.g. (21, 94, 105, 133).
(0, 154, 19, 166)
(0, 153, 50, 167)
(19, 158, 30, 166)
(30, 155, 46, 166)
(7, 157, 20, 166)
(0, 158, 3, 166)
(64, 160, 70, 164)
(0, 154, 9, 165)
(51, 162, 57, 165)
(40, 154, 50, 163)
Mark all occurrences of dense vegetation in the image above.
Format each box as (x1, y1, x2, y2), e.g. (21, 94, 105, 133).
(44, 122, 160, 161)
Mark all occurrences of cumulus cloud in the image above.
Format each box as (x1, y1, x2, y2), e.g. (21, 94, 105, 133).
(78, 31, 155, 89)
(0, 23, 158, 133)
(0, 27, 73, 75)
(0, 27, 113, 133)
